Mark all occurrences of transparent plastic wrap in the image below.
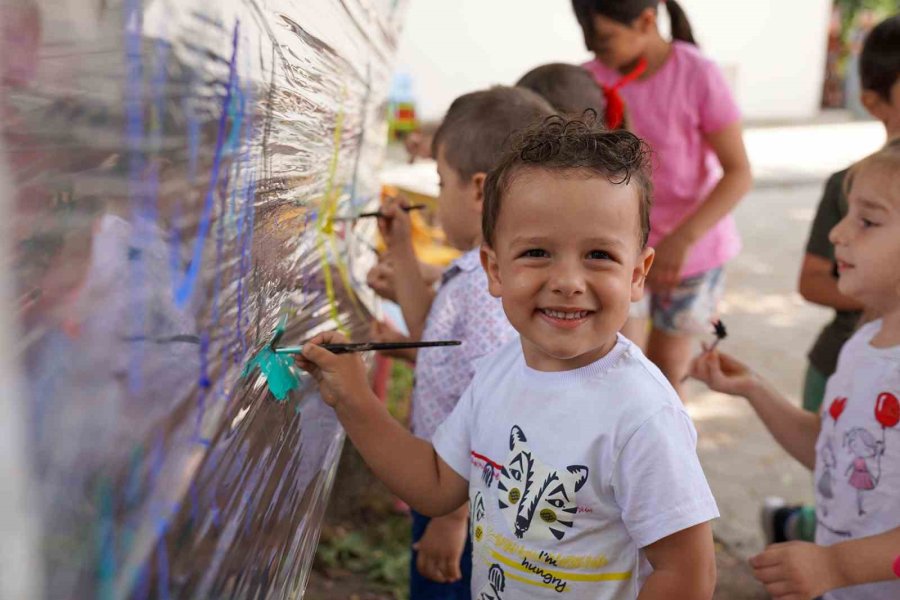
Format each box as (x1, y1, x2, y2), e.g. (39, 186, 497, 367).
(0, 0, 406, 597)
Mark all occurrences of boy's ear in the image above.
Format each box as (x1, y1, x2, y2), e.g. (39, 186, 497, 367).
(861, 89, 887, 121)
(480, 243, 503, 298)
(471, 172, 487, 213)
(630, 247, 655, 302)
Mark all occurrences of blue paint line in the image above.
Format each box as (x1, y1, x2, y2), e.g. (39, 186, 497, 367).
(172, 20, 241, 308)
(199, 331, 211, 388)
(134, 562, 151, 600)
(156, 528, 171, 600)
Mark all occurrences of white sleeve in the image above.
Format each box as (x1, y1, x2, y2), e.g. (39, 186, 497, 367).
(611, 406, 719, 548)
(431, 379, 475, 481)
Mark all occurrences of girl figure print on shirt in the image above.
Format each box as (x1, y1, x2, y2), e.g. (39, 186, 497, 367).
(844, 427, 884, 516)
(818, 439, 837, 515)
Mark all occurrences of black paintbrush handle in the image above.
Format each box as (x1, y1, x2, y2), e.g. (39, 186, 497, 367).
(274, 340, 460, 355)
(333, 204, 427, 221)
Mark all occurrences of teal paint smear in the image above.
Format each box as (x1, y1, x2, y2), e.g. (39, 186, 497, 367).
(241, 347, 300, 401)
(242, 317, 300, 401)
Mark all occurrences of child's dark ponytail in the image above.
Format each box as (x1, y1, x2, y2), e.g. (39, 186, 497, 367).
(664, 0, 696, 45)
(571, 0, 698, 47)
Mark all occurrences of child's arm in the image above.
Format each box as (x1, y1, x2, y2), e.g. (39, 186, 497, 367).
(378, 199, 435, 339)
(297, 331, 468, 515)
(648, 122, 752, 292)
(413, 505, 470, 583)
(690, 350, 820, 469)
(638, 522, 716, 600)
(749, 527, 900, 598)
(798, 253, 864, 311)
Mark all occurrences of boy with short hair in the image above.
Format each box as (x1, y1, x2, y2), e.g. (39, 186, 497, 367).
(765, 13, 900, 544)
(516, 62, 606, 118)
(301, 115, 719, 599)
(372, 86, 555, 597)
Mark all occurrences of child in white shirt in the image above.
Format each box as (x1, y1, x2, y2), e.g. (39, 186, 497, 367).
(299, 115, 719, 599)
(691, 144, 900, 599)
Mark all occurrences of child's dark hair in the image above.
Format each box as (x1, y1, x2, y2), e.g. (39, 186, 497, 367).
(860, 14, 900, 101)
(482, 113, 653, 248)
(516, 63, 607, 117)
(572, 0, 696, 48)
(430, 86, 555, 180)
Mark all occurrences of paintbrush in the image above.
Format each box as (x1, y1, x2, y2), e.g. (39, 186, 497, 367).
(332, 203, 427, 222)
(275, 340, 461, 355)
(681, 319, 728, 383)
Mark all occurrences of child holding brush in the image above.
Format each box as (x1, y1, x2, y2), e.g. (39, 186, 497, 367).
(300, 115, 719, 599)
(368, 86, 554, 598)
(691, 144, 900, 599)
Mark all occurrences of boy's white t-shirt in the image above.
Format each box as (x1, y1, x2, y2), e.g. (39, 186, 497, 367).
(432, 335, 719, 599)
(815, 319, 900, 600)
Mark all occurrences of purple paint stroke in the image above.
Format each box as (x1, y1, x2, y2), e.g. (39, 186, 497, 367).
(172, 20, 241, 309)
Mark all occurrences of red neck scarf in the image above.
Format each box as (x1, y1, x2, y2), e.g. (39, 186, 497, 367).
(602, 57, 648, 129)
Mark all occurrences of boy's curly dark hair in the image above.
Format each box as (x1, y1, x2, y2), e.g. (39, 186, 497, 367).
(482, 112, 653, 248)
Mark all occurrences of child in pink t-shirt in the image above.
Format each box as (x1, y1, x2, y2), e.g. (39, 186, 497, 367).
(574, 0, 753, 395)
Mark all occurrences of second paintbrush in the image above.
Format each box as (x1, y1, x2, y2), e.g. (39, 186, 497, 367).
(275, 340, 461, 355)
(332, 203, 427, 222)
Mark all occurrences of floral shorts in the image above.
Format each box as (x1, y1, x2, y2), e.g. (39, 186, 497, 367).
(630, 267, 724, 335)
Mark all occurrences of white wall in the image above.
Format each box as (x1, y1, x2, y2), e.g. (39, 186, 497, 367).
(682, 0, 832, 121)
(395, 0, 832, 122)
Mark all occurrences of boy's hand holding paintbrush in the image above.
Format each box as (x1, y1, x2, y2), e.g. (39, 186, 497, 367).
(295, 332, 460, 407)
(296, 331, 374, 410)
(376, 195, 435, 340)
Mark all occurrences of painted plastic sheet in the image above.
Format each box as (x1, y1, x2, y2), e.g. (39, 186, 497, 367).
(0, 0, 405, 597)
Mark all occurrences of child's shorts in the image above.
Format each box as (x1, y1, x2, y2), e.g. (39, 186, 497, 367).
(630, 267, 724, 335)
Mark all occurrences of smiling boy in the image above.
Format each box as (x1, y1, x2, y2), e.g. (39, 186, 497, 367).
(299, 115, 718, 599)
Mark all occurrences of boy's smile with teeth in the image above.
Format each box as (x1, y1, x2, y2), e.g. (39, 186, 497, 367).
(539, 307, 593, 328)
(482, 168, 654, 372)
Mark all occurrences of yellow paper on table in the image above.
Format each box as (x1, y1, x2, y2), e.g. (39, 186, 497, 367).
(377, 185, 460, 267)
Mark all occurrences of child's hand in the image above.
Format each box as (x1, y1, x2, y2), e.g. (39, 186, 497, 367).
(413, 513, 468, 583)
(296, 331, 371, 409)
(366, 257, 397, 301)
(647, 232, 691, 294)
(750, 541, 840, 599)
(378, 196, 414, 253)
(689, 348, 757, 397)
